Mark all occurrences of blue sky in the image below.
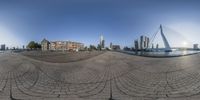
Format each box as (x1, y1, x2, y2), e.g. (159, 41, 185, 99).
(0, 0, 200, 48)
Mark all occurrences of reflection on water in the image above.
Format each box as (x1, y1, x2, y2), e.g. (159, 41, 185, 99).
(120, 50, 200, 57)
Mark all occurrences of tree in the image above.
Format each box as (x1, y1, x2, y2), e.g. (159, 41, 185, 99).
(89, 45, 97, 51)
(27, 41, 36, 50)
(35, 43, 41, 49)
(84, 46, 88, 51)
(27, 41, 41, 50)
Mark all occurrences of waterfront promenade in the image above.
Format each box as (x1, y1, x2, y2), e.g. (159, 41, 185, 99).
(0, 51, 200, 100)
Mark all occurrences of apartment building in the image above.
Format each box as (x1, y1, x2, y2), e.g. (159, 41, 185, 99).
(41, 38, 84, 51)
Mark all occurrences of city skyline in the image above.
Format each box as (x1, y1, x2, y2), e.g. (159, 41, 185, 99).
(0, 0, 200, 48)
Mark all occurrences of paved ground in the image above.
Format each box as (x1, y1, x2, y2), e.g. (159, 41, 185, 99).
(21, 51, 105, 63)
(0, 51, 200, 100)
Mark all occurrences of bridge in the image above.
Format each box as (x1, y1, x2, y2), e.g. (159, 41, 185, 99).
(148, 24, 192, 52)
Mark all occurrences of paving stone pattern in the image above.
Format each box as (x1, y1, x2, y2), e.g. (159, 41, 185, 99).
(0, 52, 200, 100)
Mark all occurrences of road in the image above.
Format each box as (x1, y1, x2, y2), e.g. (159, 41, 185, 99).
(0, 51, 200, 100)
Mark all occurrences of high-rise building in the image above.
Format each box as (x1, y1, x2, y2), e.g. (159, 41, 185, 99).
(152, 44, 154, 49)
(112, 45, 120, 50)
(1, 44, 6, 50)
(156, 44, 159, 50)
(139, 35, 150, 50)
(145, 36, 150, 48)
(100, 35, 105, 49)
(134, 40, 139, 50)
(140, 36, 144, 50)
(193, 44, 199, 50)
(102, 40, 105, 48)
(110, 42, 113, 49)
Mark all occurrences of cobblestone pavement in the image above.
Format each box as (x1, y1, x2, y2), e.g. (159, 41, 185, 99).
(0, 51, 200, 100)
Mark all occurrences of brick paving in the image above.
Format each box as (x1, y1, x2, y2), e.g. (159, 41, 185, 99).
(0, 51, 200, 100)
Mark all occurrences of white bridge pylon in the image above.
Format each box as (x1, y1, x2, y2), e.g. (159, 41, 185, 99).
(150, 24, 172, 52)
(160, 25, 172, 52)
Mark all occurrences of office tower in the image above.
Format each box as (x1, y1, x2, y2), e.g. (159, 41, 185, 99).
(143, 36, 150, 49)
(110, 42, 113, 49)
(139, 35, 150, 50)
(134, 40, 139, 51)
(112, 45, 120, 50)
(193, 44, 199, 50)
(146, 37, 150, 48)
(144, 36, 147, 48)
(100, 35, 105, 49)
(140, 36, 144, 50)
(156, 44, 159, 50)
(1, 44, 5, 50)
(152, 44, 154, 49)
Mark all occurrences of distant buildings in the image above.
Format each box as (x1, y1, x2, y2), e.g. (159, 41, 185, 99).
(23, 45, 25, 50)
(99, 35, 105, 49)
(134, 35, 150, 51)
(109, 42, 120, 50)
(1, 44, 5, 50)
(110, 42, 112, 49)
(140, 35, 150, 50)
(41, 39, 50, 51)
(112, 45, 120, 50)
(89, 45, 97, 50)
(134, 40, 139, 51)
(156, 44, 159, 51)
(41, 38, 84, 51)
(193, 44, 199, 50)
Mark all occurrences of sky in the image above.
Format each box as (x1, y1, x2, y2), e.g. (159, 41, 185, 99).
(0, 0, 200, 48)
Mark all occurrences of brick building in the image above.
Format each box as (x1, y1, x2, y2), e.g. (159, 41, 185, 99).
(41, 38, 84, 51)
